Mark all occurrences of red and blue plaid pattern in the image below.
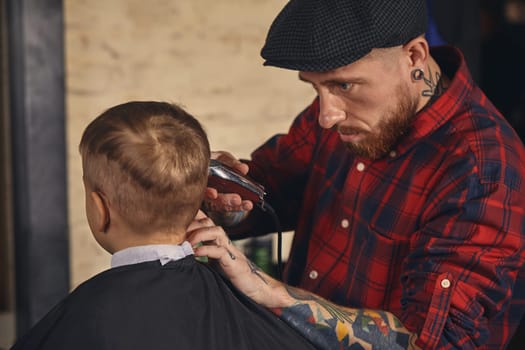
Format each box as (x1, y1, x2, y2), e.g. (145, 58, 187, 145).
(245, 47, 525, 349)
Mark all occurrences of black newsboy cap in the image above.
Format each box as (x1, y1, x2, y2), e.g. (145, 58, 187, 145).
(261, 0, 428, 72)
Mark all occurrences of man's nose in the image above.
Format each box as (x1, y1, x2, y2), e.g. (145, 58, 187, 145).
(318, 92, 346, 129)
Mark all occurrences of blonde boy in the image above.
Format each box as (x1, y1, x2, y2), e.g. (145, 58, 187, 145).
(11, 101, 316, 350)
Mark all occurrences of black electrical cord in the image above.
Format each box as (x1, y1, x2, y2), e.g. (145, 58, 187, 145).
(258, 201, 283, 280)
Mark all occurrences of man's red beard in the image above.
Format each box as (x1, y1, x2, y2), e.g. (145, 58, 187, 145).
(339, 91, 419, 160)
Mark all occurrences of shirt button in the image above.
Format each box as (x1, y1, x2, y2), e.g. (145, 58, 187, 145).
(356, 162, 365, 171)
(341, 219, 349, 228)
(309, 270, 318, 280)
(389, 150, 397, 158)
(441, 278, 451, 289)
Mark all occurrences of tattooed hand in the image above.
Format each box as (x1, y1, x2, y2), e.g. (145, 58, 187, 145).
(187, 211, 290, 307)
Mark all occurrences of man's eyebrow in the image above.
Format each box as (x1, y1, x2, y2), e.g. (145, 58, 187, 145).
(298, 73, 365, 85)
(297, 73, 366, 85)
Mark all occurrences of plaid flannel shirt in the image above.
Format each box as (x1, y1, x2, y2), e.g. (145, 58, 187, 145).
(245, 47, 525, 349)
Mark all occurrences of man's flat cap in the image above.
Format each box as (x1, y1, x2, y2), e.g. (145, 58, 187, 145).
(261, 0, 428, 72)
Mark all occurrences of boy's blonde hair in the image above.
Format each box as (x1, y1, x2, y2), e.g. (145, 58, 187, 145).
(79, 101, 210, 233)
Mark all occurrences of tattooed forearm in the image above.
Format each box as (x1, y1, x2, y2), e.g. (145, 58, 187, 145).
(273, 286, 420, 350)
(286, 287, 357, 324)
(247, 260, 269, 285)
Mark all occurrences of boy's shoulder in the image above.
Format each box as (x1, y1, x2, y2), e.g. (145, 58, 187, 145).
(11, 261, 187, 349)
(69, 260, 171, 302)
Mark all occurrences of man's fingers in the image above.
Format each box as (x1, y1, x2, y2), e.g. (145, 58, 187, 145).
(205, 187, 218, 199)
(216, 194, 244, 208)
(187, 216, 214, 232)
(211, 151, 249, 175)
(193, 244, 238, 263)
(187, 225, 228, 247)
(202, 194, 248, 212)
(241, 200, 254, 211)
(187, 225, 241, 265)
(232, 162, 249, 176)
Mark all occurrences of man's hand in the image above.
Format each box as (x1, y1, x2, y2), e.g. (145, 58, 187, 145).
(187, 212, 290, 307)
(203, 151, 254, 226)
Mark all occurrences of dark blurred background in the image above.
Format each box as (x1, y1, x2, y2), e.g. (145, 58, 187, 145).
(479, 0, 525, 141)
(428, 0, 525, 141)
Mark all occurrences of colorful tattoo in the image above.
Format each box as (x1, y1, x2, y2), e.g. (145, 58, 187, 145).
(274, 286, 420, 349)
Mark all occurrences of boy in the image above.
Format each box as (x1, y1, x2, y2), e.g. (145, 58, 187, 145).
(11, 101, 316, 350)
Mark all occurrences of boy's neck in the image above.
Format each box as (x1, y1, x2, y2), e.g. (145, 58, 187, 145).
(108, 229, 187, 254)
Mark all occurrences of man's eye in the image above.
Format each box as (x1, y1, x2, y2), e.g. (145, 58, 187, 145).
(340, 82, 352, 91)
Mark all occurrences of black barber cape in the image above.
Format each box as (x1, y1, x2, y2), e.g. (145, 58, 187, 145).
(11, 256, 317, 350)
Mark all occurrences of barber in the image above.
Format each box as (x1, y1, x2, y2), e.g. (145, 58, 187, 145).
(190, 1, 525, 349)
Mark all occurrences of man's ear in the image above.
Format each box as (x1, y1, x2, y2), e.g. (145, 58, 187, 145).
(402, 35, 430, 69)
(90, 191, 110, 233)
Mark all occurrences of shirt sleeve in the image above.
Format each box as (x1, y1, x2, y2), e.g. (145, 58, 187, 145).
(401, 153, 525, 349)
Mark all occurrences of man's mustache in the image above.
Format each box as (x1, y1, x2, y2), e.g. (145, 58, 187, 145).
(337, 126, 369, 135)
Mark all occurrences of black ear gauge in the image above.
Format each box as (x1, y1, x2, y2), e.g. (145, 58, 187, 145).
(412, 68, 425, 81)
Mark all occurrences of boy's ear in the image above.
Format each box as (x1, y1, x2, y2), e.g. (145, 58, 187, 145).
(90, 191, 110, 233)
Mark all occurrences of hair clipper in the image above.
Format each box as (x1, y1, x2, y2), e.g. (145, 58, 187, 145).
(207, 159, 266, 206)
(207, 160, 283, 279)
